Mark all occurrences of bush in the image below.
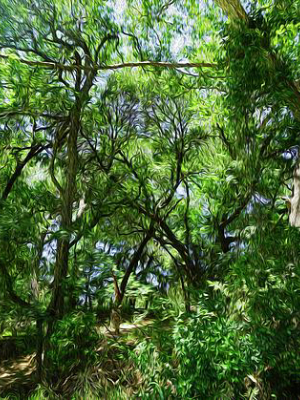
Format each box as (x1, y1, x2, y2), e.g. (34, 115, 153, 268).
(47, 311, 98, 385)
(174, 304, 261, 399)
(173, 260, 300, 399)
(131, 252, 300, 399)
(130, 321, 177, 399)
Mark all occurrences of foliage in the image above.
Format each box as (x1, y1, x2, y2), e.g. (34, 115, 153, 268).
(0, 0, 300, 397)
(47, 312, 99, 386)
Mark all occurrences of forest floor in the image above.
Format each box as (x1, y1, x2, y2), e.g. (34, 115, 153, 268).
(0, 354, 35, 395)
(0, 316, 157, 398)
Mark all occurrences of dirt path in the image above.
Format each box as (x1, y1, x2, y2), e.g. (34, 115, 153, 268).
(0, 319, 154, 395)
(98, 318, 154, 337)
(0, 354, 35, 395)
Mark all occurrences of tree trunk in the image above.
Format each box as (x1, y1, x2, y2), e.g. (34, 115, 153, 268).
(215, 0, 248, 22)
(180, 275, 190, 313)
(44, 73, 96, 369)
(36, 316, 44, 381)
(289, 159, 300, 227)
(110, 228, 154, 334)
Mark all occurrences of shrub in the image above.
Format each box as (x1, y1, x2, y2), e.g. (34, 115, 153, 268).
(47, 311, 98, 385)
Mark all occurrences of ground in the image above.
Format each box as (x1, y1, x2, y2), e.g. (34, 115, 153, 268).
(0, 318, 156, 398)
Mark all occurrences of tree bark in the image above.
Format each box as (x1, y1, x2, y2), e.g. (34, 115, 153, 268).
(289, 158, 300, 227)
(215, 0, 248, 22)
(180, 275, 190, 313)
(36, 316, 43, 381)
(44, 73, 96, 367)
(47, 69, 95, 322)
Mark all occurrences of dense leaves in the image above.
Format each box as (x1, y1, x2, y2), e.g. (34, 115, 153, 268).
(0, 0, 300, 398)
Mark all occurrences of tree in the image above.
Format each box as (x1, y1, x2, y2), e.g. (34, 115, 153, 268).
(0, 0, 300, 397)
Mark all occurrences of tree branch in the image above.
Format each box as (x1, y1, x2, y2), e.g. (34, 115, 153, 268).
(0, 260, 32, 308)
(118, 223, 154, 303)
(2, 144, 50, 200)
(0, 54, 218, 73)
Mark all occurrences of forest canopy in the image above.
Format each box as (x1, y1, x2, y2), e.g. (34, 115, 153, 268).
(0, 0, 300, 398)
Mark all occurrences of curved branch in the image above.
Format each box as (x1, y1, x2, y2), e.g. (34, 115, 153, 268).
(0, 260, 32, 308)
(2, 144, 50, 200)
(118, 223, 154, 303)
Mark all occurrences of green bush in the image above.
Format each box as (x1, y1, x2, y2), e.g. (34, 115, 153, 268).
(47, 311, 98, 383)
(173, 254, 300, 398)
(130, 324, 177, 398)
(131, 230, 300, 399)
(174, 305, 261, 399)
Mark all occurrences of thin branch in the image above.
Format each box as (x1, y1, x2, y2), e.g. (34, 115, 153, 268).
(0, 260, 32, 308)
(217, 124, 234, 158)
(95, 34, 119, 62)
(0, 54, 218, 73)
(183, 179, 191, 249)
(118, 223, 154, 302)
(2, 144, 50, 200)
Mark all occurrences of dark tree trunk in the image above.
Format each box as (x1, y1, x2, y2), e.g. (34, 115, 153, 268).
(110, 227, 154, 334)
(36, 316, 44, 382)
(44, 72, 96, 368)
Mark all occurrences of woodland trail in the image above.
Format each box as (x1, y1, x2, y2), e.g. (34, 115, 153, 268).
(0, 354, 35, 396)
(0, 318, 155, 397)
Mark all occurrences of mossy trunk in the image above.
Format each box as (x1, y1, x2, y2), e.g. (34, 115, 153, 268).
(48, 105, 81, 321)
(44, 73, 96, 369)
